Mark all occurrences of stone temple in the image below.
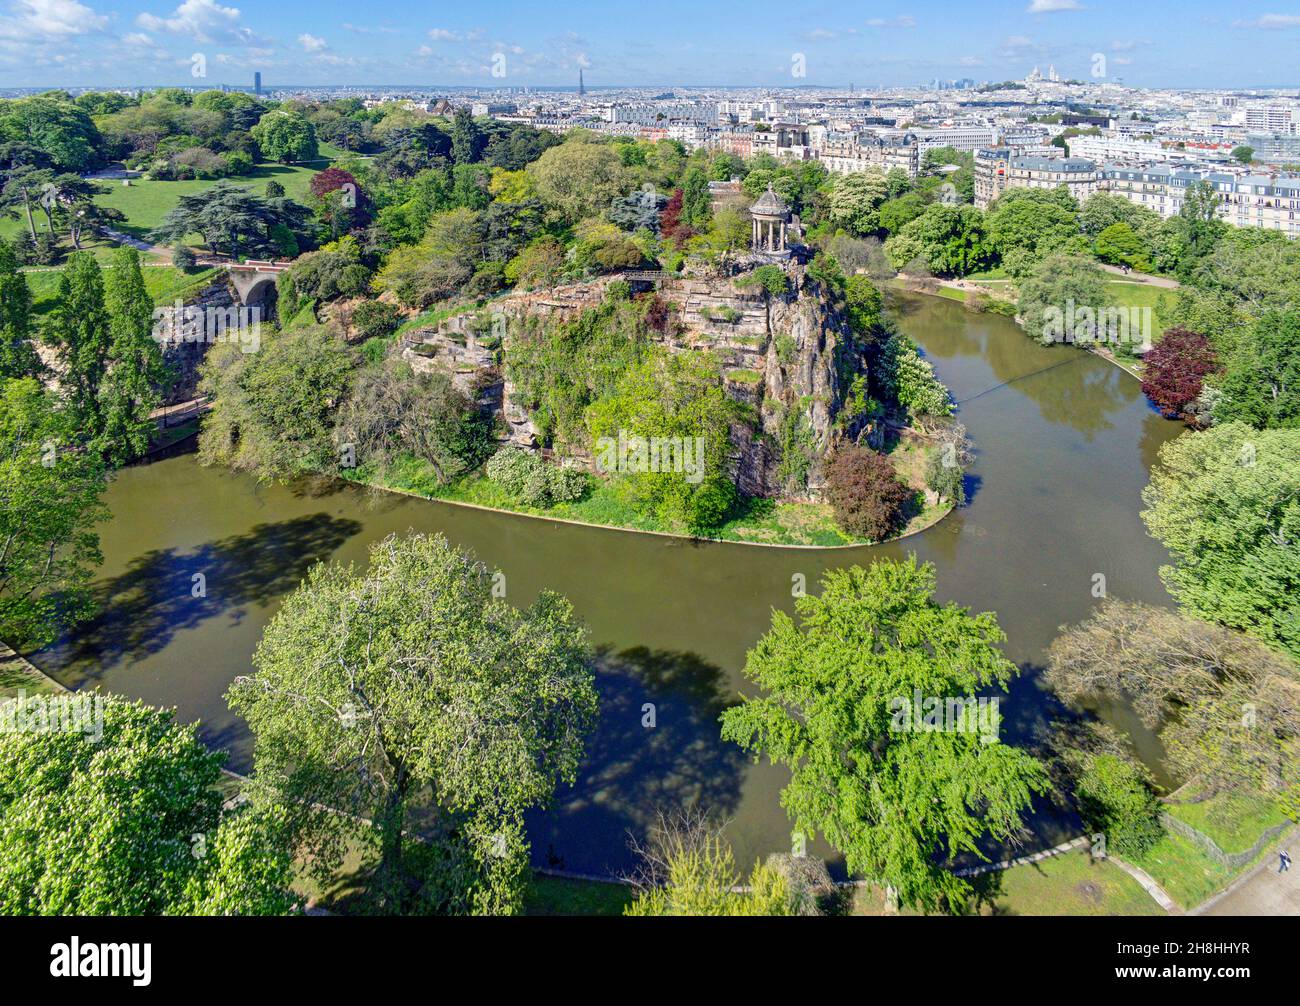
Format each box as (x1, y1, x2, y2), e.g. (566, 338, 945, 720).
(750, 184, 792, 257)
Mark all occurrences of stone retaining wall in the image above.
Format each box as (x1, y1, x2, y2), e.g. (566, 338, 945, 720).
(1160, 811, 1292, 870)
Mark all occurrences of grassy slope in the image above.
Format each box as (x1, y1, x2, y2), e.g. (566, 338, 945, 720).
(24, 264, 221, 316)
(94, 161, 326, 240)
(346, 435, 951, 549)
(847, 850, 1162, 916)
(1167, 794, 1289, 855)
(1128, 793, 1289, 911)
(0, 644, 64, 700)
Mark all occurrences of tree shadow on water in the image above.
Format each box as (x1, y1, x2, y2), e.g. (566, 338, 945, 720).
(39, 513, 363, 678)
(526, 644, 748, 878)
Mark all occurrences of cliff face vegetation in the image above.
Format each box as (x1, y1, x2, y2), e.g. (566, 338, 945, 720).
(401, 260, 876, 504)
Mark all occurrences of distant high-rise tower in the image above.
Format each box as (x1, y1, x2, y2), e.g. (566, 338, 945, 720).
(578, 68, 585, 97)
(254, 71, 262, 97)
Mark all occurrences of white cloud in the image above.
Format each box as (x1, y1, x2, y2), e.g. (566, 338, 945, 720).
(867, 15, 917, 28)
(805, 27, 835, 40)
(428, 28, 459, 41)
(1233, 14, 1300, 29)
(0, 0, 108, 39)
(298, 32, 327, 52)
(137, 0, 257, 45)
(1026, 0, 1082, 11)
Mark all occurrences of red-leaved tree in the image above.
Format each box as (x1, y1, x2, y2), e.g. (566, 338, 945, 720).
(1140, 327, 1219, 423)
(309, 167, 361, 201)
(659, 188, 691, 247)
(824, 445, 913, 541)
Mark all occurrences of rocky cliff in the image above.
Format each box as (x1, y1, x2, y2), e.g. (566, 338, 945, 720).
(400, 262, 867, 500)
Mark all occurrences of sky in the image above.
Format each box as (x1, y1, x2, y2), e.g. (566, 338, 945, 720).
(0, 0, 1298, 90)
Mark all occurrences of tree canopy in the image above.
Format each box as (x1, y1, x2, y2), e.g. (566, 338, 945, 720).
(228, 532, 598, 915)
(1141, 422, 1300, 658)
(719, 557, 1049, 913)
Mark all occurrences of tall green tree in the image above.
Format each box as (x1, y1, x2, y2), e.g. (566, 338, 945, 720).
(1173, 179, 1226, 276)
(985, 186, 1081, 277)
(1213, 309, 1300, 429)
(251, 109, 318, 163)
(45, 251, 110, 436)
(828, 170, 889, 235)
(228, 532, 598, 915)
(0, 240, 38, 380)
(197, 325, 354, 482)
(100, 246, 168, 464)
(1141, 422, 1300, 658)
(720, 557, 1049, 913)
(680, 165, 711, 229)
(449, 106, 484, 165)
(0, 377, 107, 647)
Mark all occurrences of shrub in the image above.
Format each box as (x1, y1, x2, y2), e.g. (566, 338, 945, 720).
(520, 463, 552, 507)
(1074, 753, 1164, 857)
(172, 245, 197, 270)
(547, 465, 589, 504)
(351, 300, 400, 340)
(485, 445, 536, 495)
(484, 446, 588, 507)
(924, 449, 966, 506)
(824, 444, 912, 540)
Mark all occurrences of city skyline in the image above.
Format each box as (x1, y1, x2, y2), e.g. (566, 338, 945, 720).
(2, 0, 1300, 90)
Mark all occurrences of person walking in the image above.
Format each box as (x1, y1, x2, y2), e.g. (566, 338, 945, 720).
(1280, 849, 1292, 873)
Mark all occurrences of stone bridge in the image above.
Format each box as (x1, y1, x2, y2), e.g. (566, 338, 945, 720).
(223, 259, 291, 307)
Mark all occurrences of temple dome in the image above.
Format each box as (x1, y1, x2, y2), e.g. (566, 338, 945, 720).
(750, 184, 790, 218)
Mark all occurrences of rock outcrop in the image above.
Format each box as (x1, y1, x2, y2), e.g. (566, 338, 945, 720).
(397, 262, 867, 500)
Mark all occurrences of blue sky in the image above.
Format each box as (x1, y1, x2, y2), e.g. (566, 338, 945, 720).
(1, 0, 1297, 89)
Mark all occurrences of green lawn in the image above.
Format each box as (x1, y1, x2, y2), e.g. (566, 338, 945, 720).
(848, 850, 1162, 916)
(23, 264, 221, 316)
(1102, 280, 1173, 313)
(95, 161, 328, 241)
(1166, 793, 1289, 856)
(1128, 831, 1241, 910)
(525, 876, 635, 916)
(981, 850, 1163, 916)
(1124, 792, 1290, 909)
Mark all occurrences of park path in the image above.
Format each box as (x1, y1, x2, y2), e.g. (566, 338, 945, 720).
(1193, 827, 1300, 916)
(1108, 855, 1180, 914)
(1098, 263, 1180, 288)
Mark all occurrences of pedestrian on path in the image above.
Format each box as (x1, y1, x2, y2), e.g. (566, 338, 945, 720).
(1280, 849, 1292, 873)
